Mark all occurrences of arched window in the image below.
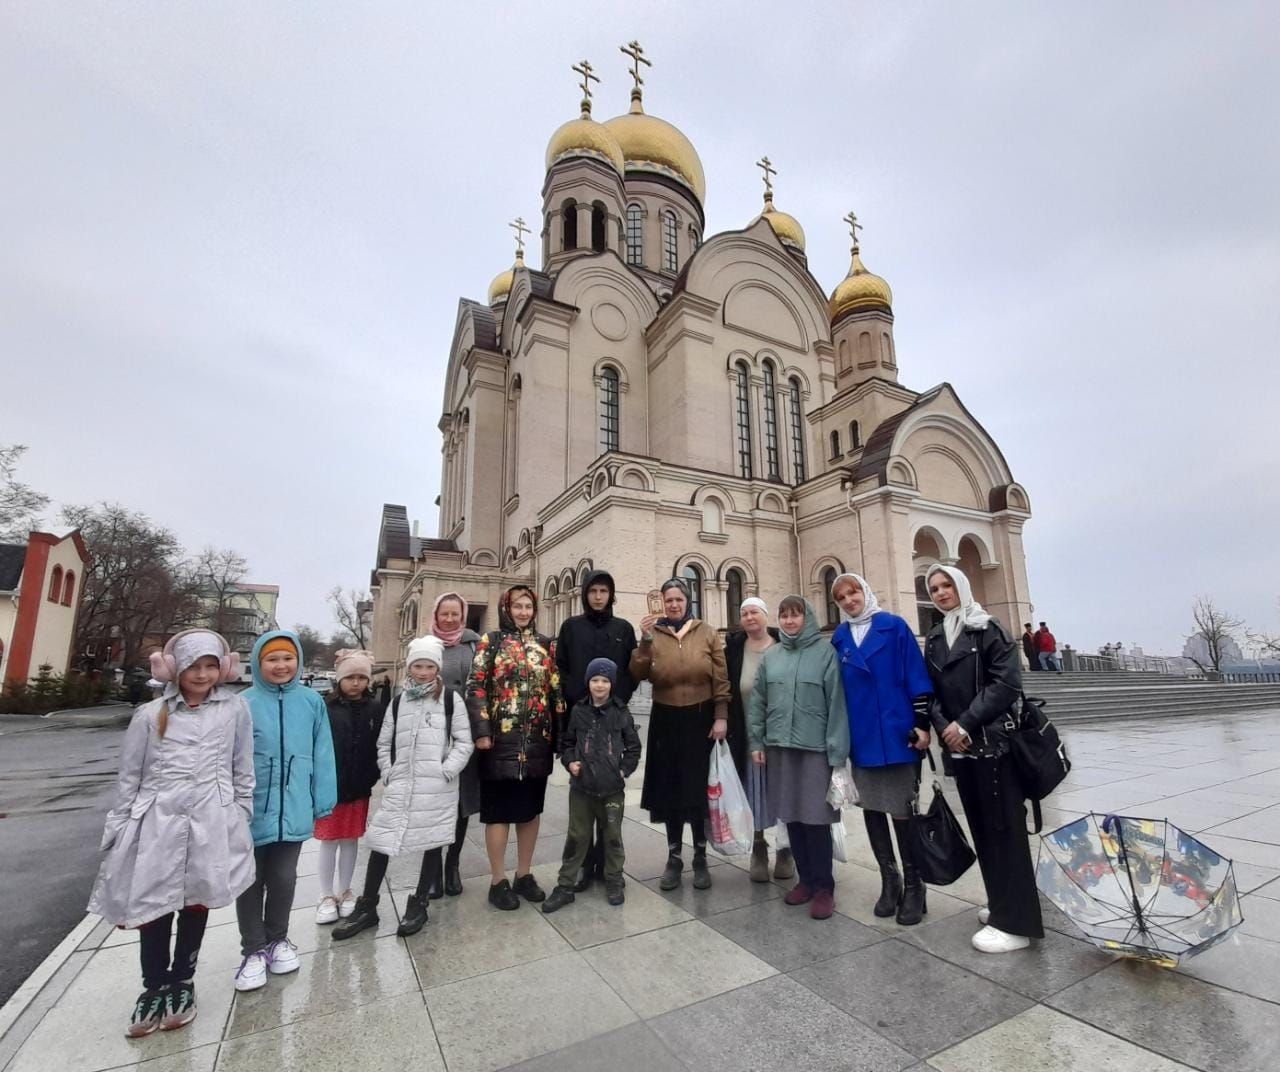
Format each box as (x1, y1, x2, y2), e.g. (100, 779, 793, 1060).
(591, 202, 607, 252)
(726, 568, 745, 628)
(681, 564, 704, 620)
(849, 420, 861, 450)
(762, 360, 780, 480)
(881, 332, 894, 365)
(701, 497, 723, 534)
(662, 210, 679, 272)
(689, 224, 700, 252)
(734, 361, 753, 479)
(598, 366, 620, 454)
(858, 331, 872, 365)
(837, 339, 850, 371)
(47, 565, 63, 602)
(626, 204, 644, 265)
(916, 575, 944, 636)
(829, 430, 841, 459)
(562, 200, 578, 251)
(62, 570, 75, 606)
(822, 567, 839, 628)
(788, 378, 806, 483)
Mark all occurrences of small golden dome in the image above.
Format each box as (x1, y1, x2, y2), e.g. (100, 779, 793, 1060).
(752, 191, 805, 251)
(545, 104, 626, 175)
(604, 93, 706, 202)
(488, 250, 524, 305)
(830, 249, 892, 320)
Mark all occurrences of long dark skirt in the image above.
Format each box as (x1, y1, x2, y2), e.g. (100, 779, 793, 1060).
(642, 699, 715, 824)
(457, 750, 481, 819)
(953, 752, 1044, 939)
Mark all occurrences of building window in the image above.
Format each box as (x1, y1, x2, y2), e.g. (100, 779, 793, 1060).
(591, 202, 607, 252)
(849, 420, 861, 450)
(726, 568, 745, 628)
(626, 204, 643, 265)
(682, 564, 704, 620)
(562, 200, 578, 250)
(662, 210, 678, 272)
(62, 570, 75, 606)
(829, 430, 841, 460)
(734, 361, 753, 479)
(822, 567, 839, 628)
(689, 224, 700, 251)
(48, 565, 63, 602)
(916, 575, 944, 636)
(599, 366, 619, 454)
(788, 377, 806, 483)
(762, 361, 780, 480)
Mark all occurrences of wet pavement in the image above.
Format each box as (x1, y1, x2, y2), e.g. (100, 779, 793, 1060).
(2, 708, 1279, 1071)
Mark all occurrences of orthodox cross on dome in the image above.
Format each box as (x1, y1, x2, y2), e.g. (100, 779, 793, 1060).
(843, 210, 863, 252)
(509, 216, 530, 257)
(757, 156, 777, 206)
(620, 39, 651, 96)
(571, 59, 599, 115)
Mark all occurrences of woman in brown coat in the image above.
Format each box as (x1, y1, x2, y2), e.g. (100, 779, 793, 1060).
(631, 577, 731, 892)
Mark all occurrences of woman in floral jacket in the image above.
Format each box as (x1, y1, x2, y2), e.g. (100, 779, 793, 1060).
(466, 585, 565, 910)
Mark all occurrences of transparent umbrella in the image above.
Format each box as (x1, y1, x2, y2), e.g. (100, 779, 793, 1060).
(1036, 812, 1243, 968)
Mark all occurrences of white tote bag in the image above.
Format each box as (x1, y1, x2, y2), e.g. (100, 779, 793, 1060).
(707, 740, 754, 855)
(830, 819, 849, 864)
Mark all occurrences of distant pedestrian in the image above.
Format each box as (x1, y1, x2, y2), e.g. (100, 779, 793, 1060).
(314, 649, 383, 926)
(1036, 622, 1063, 673)
(89, 629, 255, 1038)
(1021, 623, 1038, 672)
(233, 631, 337, 992)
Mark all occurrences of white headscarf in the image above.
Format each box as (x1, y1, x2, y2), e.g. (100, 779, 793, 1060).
(831, 572, 881, 645)
(926, 564, 992, 649)
(739, 596, 768, 615)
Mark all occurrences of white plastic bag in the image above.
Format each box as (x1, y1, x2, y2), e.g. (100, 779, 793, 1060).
(774, 820, 790, 850)
(830, 820, 849, 864)
(827, 760, 859, 809)
(707, 740, 754, 855)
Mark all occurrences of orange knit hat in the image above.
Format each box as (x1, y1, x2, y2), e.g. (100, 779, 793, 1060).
(258, 636, 298, 661)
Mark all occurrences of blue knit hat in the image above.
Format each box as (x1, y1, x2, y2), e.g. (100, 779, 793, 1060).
(584, 657, 618, 689)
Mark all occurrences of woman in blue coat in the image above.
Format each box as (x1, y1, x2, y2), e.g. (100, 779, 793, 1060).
(830, 573, 933, 925)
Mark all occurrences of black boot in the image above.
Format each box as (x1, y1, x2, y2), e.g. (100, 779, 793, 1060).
(691, 845, 712, 890)
(865, 811, 902, 918)
(541, 886, 576, 914)
(332, 896, 379, 940)
(420, 851, 444, 902)
(659, 848, 683, 891)
(893, 817, 926, 926)
(445, 815, 466, 896)
(488, 879, 520, 911)
(512, 873, 546, 903)
(397, 893, 429, 936)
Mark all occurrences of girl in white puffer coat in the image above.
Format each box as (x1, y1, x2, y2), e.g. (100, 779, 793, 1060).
(333, 635, 472, 939)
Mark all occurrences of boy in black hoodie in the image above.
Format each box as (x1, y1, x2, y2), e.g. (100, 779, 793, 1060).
(543, 658, 641, 911)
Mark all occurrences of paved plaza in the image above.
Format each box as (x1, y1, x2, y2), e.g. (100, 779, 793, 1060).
(2, 708, 1279, 1072)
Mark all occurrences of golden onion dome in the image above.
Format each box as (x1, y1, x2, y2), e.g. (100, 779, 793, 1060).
(488, 250, 524, 305)
(830, 248, 893, 320)
(752, 191, 805, 251)
(604, 92, 706, 202)
(545, 101, 626, 175)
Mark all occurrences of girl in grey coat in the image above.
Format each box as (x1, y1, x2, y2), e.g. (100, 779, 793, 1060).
(88, 630, 255, 1039)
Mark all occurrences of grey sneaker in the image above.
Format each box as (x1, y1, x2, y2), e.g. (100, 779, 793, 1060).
(126, 987, 167, 1038)
(160, 980, 197, 1031)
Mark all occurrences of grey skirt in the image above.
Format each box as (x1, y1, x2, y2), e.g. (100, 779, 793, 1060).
(852, 761, 920, 817)
(766, 748, 839, 826)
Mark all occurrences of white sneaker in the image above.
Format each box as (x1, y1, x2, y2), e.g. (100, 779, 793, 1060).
(266, 939, 300, 975)
(234, 951, 268, 992)
(338, 889, 357, 918)
(972, 925, 1030, 954)
(978, 906, 990, 925)
(315, 896, 339, 925)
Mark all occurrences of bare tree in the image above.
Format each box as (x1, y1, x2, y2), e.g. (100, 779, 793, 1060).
(0, 444, 50, 541)
(328, 585, 371, 648)
(1187, 596, 1245, 674)
(192, 546, 249, 637)
(1248, 598, 1280, 659)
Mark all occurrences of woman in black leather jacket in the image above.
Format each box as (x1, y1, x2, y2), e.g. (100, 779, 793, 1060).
(924, 565, 1043, 953)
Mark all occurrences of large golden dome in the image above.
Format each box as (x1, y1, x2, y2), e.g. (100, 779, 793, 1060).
(830, 248, 892, 320)
(488, 250, 524, 305)
(545, 104, 626, 175)
(604, 93, 706, 202)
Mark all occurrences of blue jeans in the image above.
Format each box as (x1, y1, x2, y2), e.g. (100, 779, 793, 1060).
(1038, 652, 1062, 672)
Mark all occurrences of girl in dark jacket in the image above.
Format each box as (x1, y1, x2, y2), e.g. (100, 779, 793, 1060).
(924, 565, 1043, 953)
(315, 650, 384, 925)
(466, 585, 565, 910)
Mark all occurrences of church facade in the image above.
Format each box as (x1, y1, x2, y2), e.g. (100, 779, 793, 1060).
(368, 49, 1033, 676)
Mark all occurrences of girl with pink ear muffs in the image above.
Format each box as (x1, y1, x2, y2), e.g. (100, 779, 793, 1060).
(88, 628, 256, 1038)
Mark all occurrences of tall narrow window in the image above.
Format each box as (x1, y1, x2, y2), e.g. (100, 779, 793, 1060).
(662, 210, 679, 272)
(822, 567, 839, 627)
(598, 366, 619, 454)
(562, 200, 578, 250)
(689, 224, 700, 251)
(591, 202, 607, 252)
(626, 204, 643, 265)
(726, 568, 745, 628)
(682, 564, 703, 620)
(829, 430, 841, 459)
(48, 565, 62, 602)
(788, 377, 807, 483)
(849, 420, 861, 450)
(734, 361, 753, 479)
(762, 361, 780, 480)
(62, 570, 75, 606)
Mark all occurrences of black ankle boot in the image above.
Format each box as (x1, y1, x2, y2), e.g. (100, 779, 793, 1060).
(875, 865, 903, 918)
(691, 846, 712, 890)
(659, 849, 683, 891)
(897, 865, 927, 926)
(865, 811, 902, 917)
(397, 893, 429, 936)
(425, 872, 444, 901)
(444, 858, 463, 897)
(332, 895, 379, 940)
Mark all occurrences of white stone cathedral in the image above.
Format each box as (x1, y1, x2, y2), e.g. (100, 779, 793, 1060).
(368, 46, 1033, 674)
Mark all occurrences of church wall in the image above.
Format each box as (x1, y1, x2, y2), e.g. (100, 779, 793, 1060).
(370, 565, 410, 671)
(459, 351, 508, 558)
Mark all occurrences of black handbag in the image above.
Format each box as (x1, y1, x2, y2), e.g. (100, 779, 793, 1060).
(1006, 693, 1071, 832)
(907, 751, 977, 886)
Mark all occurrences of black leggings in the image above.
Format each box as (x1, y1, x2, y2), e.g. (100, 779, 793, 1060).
(139, 907, 208, 990)
(361, 847, 443, 901)
(445, 814, 469, 867)
(664, 817, 707, 853)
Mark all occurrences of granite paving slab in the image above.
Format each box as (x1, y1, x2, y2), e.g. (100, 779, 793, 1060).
(502, 1021, 685, 1072)
(703, 895, 885, 972)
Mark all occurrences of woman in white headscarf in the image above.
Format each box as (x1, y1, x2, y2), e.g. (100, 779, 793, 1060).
(830, 573, 933, 925)
(924, 564, 1042, 954)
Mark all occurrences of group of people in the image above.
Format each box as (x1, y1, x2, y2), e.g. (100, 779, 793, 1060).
(89, 561, 1045, 1041)
(1022, 620, 1063, 673)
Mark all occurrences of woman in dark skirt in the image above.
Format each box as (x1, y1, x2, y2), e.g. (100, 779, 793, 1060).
(747, 596, 850, 920)
(430, 592, 481, 898)
(631, 578, 730, 892)
(924, 564, 1043, 953)
(466, 585, 564, 911)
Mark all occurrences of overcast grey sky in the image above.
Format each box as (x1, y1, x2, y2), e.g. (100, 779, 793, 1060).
(2, 3, 1277, 656)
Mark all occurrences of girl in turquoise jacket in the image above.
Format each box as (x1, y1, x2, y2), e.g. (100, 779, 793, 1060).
(233, 630, 337, 992)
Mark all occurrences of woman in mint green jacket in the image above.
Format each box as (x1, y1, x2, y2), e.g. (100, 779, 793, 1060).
(747, 596, 850, 920)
